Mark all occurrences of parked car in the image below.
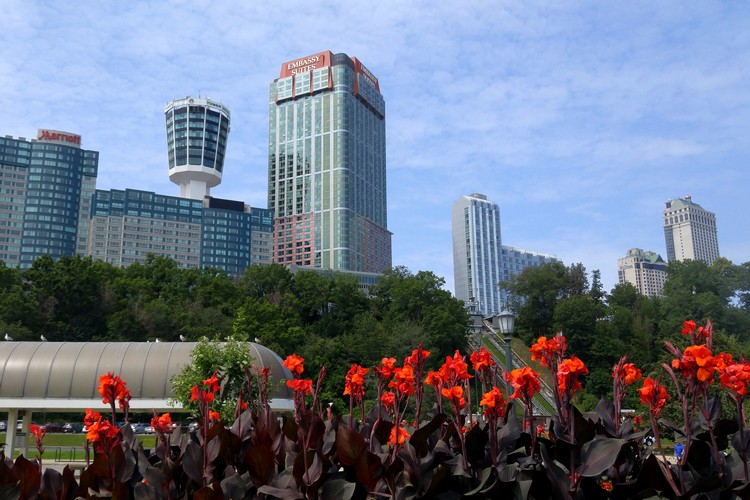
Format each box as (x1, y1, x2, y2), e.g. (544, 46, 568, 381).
(0, 420, 7, 432)
(130, 422, 149, 434)
(62, 422, 83, 433)
(41, 422, 65, 433)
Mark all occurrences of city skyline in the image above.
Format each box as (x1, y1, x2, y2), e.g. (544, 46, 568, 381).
(2, 2, 749, 294)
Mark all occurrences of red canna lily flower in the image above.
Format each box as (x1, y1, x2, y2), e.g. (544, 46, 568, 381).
(672, 344, 717, 384)
(388, 424, 410, 446)
(438, 350, 473, 387)
(191, 371, 221, 404)
(638, 377, 669, 418)
(424, 370, 443, 387)
(441, 385, 466, 410)
(381, 391, 396, 408)
(719, 358, 750, 396)
(404, 348, 430, 368)
(389, 364, 416, 397)
(286, 378, 313, 395)
(151, 413, 173, 435)
(283, 354, 305, 376)
(505, 366, 542, 402)
(682, 319, 697, 335)
(479, 386, 507, 418)
(557, 356, 588, 397)
(530, 333, 567, 370)
(98, 372, 131, 410)
(470, 347, 496, 374)
(374, 357, 397, 381)
(343, 364, 369, 401)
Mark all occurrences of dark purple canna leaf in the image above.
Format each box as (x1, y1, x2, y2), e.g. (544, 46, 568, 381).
(133, 481, 161, 500)
(257, 485, 305, 499)
(182, 440, 204, 485)
(354, 450, 382, 491)
(539, 442, 569, 495)
(336, 426, 367, 467)
(732, 429, 750, 461)
(13, 455, 40, 499)
(699, 396, 722, 430)
(409, 413, 446, 458)
(193, 482, 224, 500)
(220, 472, 250, 499)
(594, 397, 616, 436)
(282, 416, 298, 442)
(319, 478, 356, 499)
(577, 438, 626, 477)
(245, 444, 276, 486)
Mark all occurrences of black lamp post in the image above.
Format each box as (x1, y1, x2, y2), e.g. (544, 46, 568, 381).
(497, 308, 515, 394)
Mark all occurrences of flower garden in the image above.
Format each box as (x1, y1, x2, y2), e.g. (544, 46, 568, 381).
(1, 319, 749, 499)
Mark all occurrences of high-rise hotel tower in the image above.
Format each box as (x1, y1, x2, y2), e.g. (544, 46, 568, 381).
(452, 193, 557, 316)
(268, 51, 391, 272)
(663, 195, 719, 265)
(165, 97, 230, 200)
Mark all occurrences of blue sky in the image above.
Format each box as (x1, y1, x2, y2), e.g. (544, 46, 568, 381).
(1, 1, 748, 294)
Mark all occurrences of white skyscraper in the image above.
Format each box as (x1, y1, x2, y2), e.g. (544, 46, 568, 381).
(617, 248, 667, 297)
(452, 193, 556, 316)
(663, 195, 719, 265)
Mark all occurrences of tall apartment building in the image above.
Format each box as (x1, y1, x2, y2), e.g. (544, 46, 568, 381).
(0, 130, 98, 268)
(268, 51, 391, 273)
(1, 98, 272, 275)
(88, 189, 273, 274)
(617, 248, 667, 297)
(663, 195, 719, 265)
(452, 193, 557, 316)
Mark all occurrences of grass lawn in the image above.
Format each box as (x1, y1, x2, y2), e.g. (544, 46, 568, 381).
(0, 433, 158, 460)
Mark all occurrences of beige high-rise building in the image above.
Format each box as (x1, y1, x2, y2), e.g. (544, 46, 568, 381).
(663, 195, 719, 265)
(617, 248, 667, 297)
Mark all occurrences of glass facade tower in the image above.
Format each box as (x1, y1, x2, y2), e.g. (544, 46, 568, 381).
(0, 130, 98, 268)
(268, 51, 391, 273)
(452, 193, 557, 316)
(165, 97, 230, 200)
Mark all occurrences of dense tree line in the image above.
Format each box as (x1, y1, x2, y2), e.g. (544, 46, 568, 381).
(503, 258, 750, 409)
(0, 255, 469, 406)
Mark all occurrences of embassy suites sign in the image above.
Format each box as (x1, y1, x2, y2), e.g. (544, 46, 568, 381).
(36, 129, 82, 148)
(280, 51, 330, 78)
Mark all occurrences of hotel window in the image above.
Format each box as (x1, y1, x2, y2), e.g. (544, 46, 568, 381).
(277, 77, 293, 100)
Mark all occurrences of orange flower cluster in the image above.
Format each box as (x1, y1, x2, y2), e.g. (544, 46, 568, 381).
(405, 348, 430, 368)
(682, 319, 709, 340)
(283, 354, 314, 396)
(441, 385, 466, 410)
(719, 357, 750, 396)
(671, 344, 719, 384)
(151, 413, 173, 435)
(530, 333, 567, 369)
(191, 374, 220, 403)
(479, 386, 506, 419)
(344, 364, 369, 401)
(283, 354, 305, 376)
(288, 379, 313, 395)
(389, 364, 416, 397)
(84, 409, 120, 450)
(557, 356, 588, 397)
(374, 357, 397, 381)
(638, 377, 669, 417)
(381, 391, 395, 408)
(388, 424, 410, 446)
(424, 370, 443, 388)
(613, 362, 642, 385)
(470, 347, 495, 374)
(505, 366, 541, 402)
(98, 372, 131, 410)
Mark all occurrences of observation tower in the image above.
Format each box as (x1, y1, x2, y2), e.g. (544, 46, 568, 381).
(165, 96, 230, 199)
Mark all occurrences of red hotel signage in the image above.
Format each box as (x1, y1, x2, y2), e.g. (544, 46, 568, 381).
(280, 51, 332, 78)
(37, 129, 81, 146)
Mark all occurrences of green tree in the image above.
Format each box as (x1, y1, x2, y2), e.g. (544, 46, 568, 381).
(171, 337, 253, 422)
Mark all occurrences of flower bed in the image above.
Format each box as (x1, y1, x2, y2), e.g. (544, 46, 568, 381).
(1, 319, 748, 498)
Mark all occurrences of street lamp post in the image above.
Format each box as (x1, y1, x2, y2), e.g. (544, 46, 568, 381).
(497, 308, 515, 395)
